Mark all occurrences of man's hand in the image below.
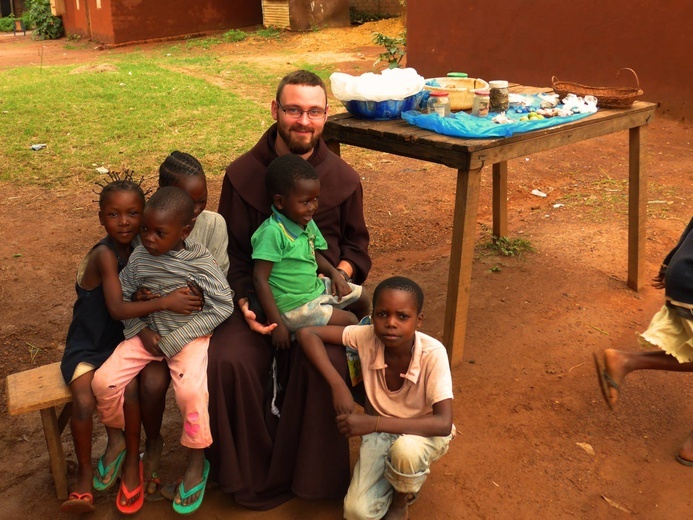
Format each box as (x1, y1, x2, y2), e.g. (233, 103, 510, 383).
(336, 413, 378, 438)
(651, 272, 666, 290)
(239, 297, 277, 335)
(138, 327, 163, 357)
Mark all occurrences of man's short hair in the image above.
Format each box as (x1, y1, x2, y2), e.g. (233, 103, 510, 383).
(373, 276, 425, 313)
(276, 70, 327, 104)
(266, 154, 319, 198)
(146, 186, 194, 226)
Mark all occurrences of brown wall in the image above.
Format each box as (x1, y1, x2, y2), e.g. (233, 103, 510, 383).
(288, 0, 350, 31)
(62, 0, 262, 44)
(350, 0, 400, 16)
(406, 0, 693, 120)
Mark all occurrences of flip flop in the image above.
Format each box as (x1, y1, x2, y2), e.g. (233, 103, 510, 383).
(93, 448, 126, 491)
(172, 459, 210, 515)
(60, 492, 95, 514)
(676, 454, 693, 467)
(593, 352, 619, 411)
(116, 460, 145, 515)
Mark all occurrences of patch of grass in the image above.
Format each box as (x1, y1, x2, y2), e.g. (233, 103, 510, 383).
(255, 26, 283, 40)
(0, 56, 273, 186)
(483, 236, 535, 257)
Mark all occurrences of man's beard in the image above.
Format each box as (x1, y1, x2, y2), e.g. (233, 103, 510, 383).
(278, 123, 321, 155)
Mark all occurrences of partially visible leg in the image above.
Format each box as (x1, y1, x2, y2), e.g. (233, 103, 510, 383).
(383, 434, 451, 519)
(344, 432, 397, 520)
(328, 308, 359, 327)
(348, 290, 372, 321)
(139, 360, 170, 496)
(678, 429, 693, 462)
(118, 379, 143, 508)
(67, 372, 98, 495)
(169, 337, 211, 508)
(602, 349, 693, 406)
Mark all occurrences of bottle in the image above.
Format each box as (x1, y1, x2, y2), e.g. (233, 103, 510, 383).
(426, 91, 451, 117)
(471, 89, 490, 117)
(489, 80, 509, 112)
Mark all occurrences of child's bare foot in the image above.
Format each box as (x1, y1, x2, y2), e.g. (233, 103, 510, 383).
(143, 435, 164, 499)
(384, 491, 409, 520)
(594, 349, 630, 409)
(676, 429, 693, 465)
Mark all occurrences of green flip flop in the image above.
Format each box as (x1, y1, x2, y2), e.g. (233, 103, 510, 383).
(93, 448, 127, 491)
(172, 459, 210, 515)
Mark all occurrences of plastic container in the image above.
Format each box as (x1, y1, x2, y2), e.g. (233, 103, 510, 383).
(423, 77, 490, 111)
(426, 91, 451, 117)
(447, 72, 468, 78)
(489, 80, 509, 112)
(471, 89, 490, 117)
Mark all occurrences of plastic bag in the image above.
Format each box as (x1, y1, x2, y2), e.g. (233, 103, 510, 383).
(330, 68, 425, 102)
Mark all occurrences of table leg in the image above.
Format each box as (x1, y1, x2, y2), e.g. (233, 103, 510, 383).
(40, 407, 68, 500)
(492, 161, 508, 239)
(443, 167, 483, 366)
(628, 125, 647, 291)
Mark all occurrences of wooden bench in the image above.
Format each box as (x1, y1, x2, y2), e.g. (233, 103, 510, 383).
(6, 362, 72, 500)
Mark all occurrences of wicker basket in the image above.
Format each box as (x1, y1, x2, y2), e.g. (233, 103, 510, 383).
(551, 68, 643, 109)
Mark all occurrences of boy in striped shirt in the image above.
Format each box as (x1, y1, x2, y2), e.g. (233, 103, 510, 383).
(92, 186, 234, 514)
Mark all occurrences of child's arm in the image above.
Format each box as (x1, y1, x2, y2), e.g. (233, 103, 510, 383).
(296, 326, 354, 415)
(336, 399, 453, 439)
(316, 251, 352, 299)
(95, 247, 202, 320)
(253, 260, 291, 350)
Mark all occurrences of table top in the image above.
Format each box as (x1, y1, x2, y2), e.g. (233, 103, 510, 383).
(324, 89, 658, 170)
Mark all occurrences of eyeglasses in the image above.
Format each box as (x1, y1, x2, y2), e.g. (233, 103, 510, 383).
(276, 100, 327, 120)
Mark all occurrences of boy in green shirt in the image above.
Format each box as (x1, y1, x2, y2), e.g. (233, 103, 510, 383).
(251, 154, 370, 349)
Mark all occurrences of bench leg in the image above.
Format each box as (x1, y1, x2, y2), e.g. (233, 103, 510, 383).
(40, 407, 68, 500)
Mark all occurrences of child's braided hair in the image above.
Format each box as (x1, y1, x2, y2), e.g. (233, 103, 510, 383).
(159, 151, 205, 187)
(94, 169, 147, 207)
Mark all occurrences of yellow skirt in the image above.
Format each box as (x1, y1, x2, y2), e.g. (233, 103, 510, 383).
(639, 304, 693, 363)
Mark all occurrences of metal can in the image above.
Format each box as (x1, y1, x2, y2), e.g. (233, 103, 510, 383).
(471, 89, 490, 117)
(426, 91, 451, 117)
(489, 80, 509, 112)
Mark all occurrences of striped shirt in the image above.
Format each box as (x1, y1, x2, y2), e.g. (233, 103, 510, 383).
(119, 240, 234, 358)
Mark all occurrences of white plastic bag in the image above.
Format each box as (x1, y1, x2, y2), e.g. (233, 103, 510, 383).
(330, 68, 425, 102)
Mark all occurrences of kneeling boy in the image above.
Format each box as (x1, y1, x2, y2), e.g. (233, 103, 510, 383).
(296, 276, 454, 520)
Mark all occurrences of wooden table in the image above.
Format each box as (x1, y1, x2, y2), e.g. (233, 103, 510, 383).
(323, 96, 657, 365)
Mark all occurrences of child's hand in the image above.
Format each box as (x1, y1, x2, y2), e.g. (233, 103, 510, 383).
(162, 287, 204, 314)
(332, 384, 355, 416)
(239, 298, 278, 335)
(330, 272, 353, 301)
(271, 322, 292, 350)
(131, 286, 161, 302)
(651, 273, 666, 290)
(335, 413, 377, 438)
(138, 328, 163, 356)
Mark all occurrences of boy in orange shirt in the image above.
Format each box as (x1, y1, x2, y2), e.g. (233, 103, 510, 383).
(296, 276, 454, 520)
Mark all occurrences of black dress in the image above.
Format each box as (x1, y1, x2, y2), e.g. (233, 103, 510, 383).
(60, 237, 128, 385)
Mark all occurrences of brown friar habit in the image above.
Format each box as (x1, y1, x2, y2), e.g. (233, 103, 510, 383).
(206, 124, 371, 509)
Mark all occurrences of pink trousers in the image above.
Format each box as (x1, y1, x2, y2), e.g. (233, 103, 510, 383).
(92, 335, 212, 449)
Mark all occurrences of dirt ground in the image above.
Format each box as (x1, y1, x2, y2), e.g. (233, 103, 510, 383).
(2, 18, 693, 520)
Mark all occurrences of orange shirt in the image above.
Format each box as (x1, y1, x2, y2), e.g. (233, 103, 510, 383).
(342, 325, 453, 419)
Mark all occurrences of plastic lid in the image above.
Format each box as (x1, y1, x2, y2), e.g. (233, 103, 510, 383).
(474, 89, 489, 96)
(447, 72, 468, 78)
(489, 80, 509, 89)
(429, 91, 449, 97)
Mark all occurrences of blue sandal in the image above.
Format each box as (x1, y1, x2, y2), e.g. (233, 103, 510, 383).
(93, 448, 126, 491)
(172, 459, 210, 515)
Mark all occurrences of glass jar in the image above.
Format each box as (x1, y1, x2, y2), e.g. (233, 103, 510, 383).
(489, 80, 509, 112)
(426, 91, 451, 117)
(471, 89, 490, 117)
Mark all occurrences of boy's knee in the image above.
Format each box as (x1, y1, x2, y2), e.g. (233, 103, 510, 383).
(72, 392, 97, 419)
(123, 379, 139, 401)
(389, 436, 427, 474)
(139, 370, 169, 398)
(344, 492, 378, 520)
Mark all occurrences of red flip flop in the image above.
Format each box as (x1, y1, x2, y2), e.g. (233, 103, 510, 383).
(60, 492, 95, 514)
(116, 461, 145, 515)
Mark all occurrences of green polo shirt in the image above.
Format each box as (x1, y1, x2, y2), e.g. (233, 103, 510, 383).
(251, 206, 328, 313)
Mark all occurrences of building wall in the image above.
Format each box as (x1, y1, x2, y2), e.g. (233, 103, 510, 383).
(288, 0, 350, 30)
(62, 0, 263, 44)
(350, 0, 400, 16)
(406, 0, 692, 120)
